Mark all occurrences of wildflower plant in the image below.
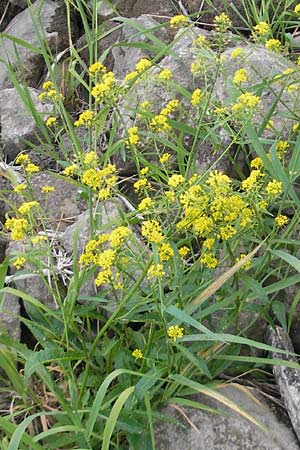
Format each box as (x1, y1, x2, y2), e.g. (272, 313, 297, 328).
(1, 2, 300, 450)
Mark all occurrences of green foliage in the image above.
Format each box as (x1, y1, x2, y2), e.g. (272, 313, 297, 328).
(1, 0, 300, 448)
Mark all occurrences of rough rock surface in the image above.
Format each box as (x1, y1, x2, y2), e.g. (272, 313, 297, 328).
(266, 325, 300, 442)
(0, 0, 27, 32)
(0, 291, 20, 341)
(214, 45, 300, 136)
(155, 385, 300, 450)
(0, 87, 51, 161)
(0, 0, 76, 89)
(112, 15, 171, 80)
(6, 172, 87, 232)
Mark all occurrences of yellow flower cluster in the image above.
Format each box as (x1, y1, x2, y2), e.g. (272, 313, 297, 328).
(5, 217, 29, 240)
(18, 201, 39, 215)
(74, 110, 94, 127)
(125, 59, 152, 82)
(231, 47, 243, 58)
(132, 348, 143, 359)
(134, 178, 152, 194)
(80, 226, 131, 289)
(81, 164, 117, 200)
(41, 185, 55, 194)
(91, 72, 116, 102)
(38, 81, 63, 102)
(89, 62, 106, 76)
(191, 88, 202, 106)
(294, 3, 300, 14)
(275, 214, 289, 227)
(265, 38, 281, 52)
(167, 325, 184, 341)
(233, 68, 248, 85)
(232, 92, 260, 113)
(150, 99, 179, 132)
(158, 69, 173, 80)
(147, 263, 165, 279)
(138, 197, 154, 211)
(214, 12, 232, 31)
(168, 174, 185, 188)
(45, 117, 57, 127)
(141, 220, 164, 244)
(15, 154, 39, 175)
(126, 126, 140, 147)
(254, 21, 270, 35)
(169, 14, 188, 28)
(13, 257, 26, 270)
(265, 179, 283, 196)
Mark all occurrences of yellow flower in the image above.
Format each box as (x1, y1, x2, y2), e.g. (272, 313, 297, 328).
(265, 179, 283, 196)
(294, 3, 300, 14)
(250, 157, 263, 169)
(231, 47, 243, 58)
(31, 235, 47, 244)
(14, 184, 27, 194)
(138, 197, 154, 211)
(170, 14, 188, 28)
(82, 168, 102, 189)
(214, 12, 232, 31)
(84, 151, 98, 166)
(150, 114, 171, 132)
(91, 72, 116, 101)
(168, 174, 185, 188)
(275, 214, 289, 227)
(236, 253, 251, 270)
(219, 225, 237, 240)
(265, 38, 281, 52)
(13, 257, 26, 270)
(18, 201, 39, 215)
(233, 68, 248, 85)
(191, 88, 202, 106)
(25, 163, 39, 174)
(254, 21, 270, 35)
(133, 178, 151, 193)
(159, 153, 171, 164)
(126, 126, 140, 147)
(5, 217, 29, 240)
(178, 246, 190, 257)
(42, 81, 54, 91)
(45, 117, 57, 127)
(16, 154, 30, 165)
(74, 110, 94, 127)
(193, 35, 207, 47)
(167, 325, 184, 341)
(203, 238, 215, 250)
(241, 170, 264, 190)
(147, 263, 165, 278)
(132, 349, 143, 359)
(158, 69, 173, 80)
(63, 164, 77, 177)
(232, 92, 260, 112)
(89, 62, 106, 75)
(276, 140, 289, 158)
(140, 167, 149, 176)
(41, 185, 55, 194)
(200, 253, 218, 269)
(165, 190, 176, 202)
(95, 268, 112, 286)
(159, 242, 174, 262)
(109, 226, 131, 249)
(135, 58, 152, 73)
(141, 220, 164, 243)
(125, 71, 138, 82)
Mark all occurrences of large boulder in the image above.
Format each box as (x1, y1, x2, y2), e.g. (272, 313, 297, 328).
(0, 0, 78, 90)
(0, 0, 27, 32)
(214, 45, 300, 136)
(155, 385, 299, 450)
(0, 87, 51, 161)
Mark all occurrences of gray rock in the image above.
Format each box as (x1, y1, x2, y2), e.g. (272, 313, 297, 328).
(214, 45, 300, 137)
(0, 87, 51, 161)
(155, 386, 299, 450)
(0, 0, 76, 89)
(6, 172, 87, 232)
(266, 325, 300, 442)
(111, 0, 176, 20)
(0, 291, 20, 341)
(0, 0, 27, 32)
(112, 15, 171, 80)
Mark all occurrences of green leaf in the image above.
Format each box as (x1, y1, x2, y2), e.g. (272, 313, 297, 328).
(101, 386, 135, 450)
(271, 250, 300, 273)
